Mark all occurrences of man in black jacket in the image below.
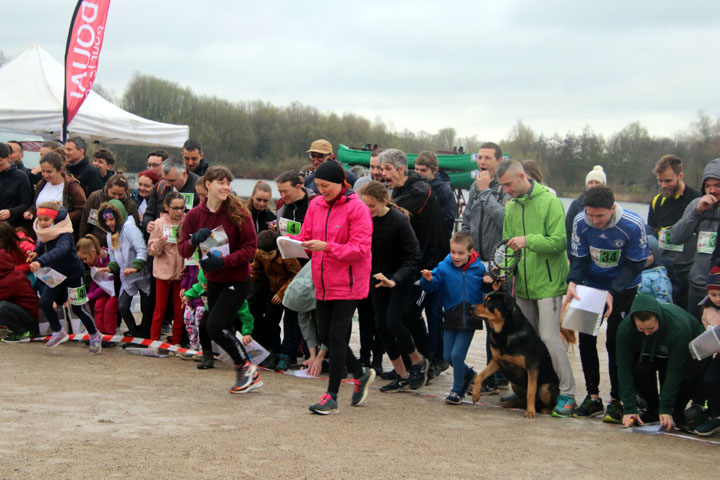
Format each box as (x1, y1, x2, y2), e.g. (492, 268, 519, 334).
(65, 137, 102, 197)
(182, 139, 209, 177)
(142, 156, 199, 235)
(0, 143, 33, 226)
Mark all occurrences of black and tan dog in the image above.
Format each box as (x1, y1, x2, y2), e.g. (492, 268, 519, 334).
(471, 291, 559, 418)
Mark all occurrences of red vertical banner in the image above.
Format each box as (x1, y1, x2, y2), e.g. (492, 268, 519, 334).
(63, 0, 112, 139)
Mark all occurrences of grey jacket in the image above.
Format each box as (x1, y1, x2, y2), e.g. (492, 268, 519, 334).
(461, 177, 510, 261)
(670, 158, 720, 290)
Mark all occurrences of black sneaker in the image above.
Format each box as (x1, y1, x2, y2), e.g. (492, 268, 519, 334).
(572, 396, 604, 418)
(460, 368, 476, 398)
(379, 376, 409, 393)
(694, 417, 720, 436)
(602, 400, 623, 424)
(683, 403, 709, 431)
(351, 367, 376, 407)
(480, 380, 499, 395)
(639, 409, 659, 424)
(380, 369, 399, 381)
(408, 358, 430, 390)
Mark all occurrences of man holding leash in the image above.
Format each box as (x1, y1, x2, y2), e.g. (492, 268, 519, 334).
(496, 159, 576, 417)
(563, 185, 649, 423)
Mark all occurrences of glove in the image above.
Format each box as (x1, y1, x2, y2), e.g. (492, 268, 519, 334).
(200, 254, 224, 272)
(190, 228, 212, 246)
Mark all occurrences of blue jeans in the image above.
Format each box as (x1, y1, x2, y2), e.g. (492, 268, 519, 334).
(443, 328, 475, 393)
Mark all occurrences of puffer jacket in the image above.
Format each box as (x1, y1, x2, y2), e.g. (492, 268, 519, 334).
(148, 214, 185, 281)
(461, 176, 510, 261)
(503, 181, 569, 299)
(670, 158, 720, 290)
(33, 207, 85, 280)
(617, 293, 704, 415)
(290, 189, 372, 301)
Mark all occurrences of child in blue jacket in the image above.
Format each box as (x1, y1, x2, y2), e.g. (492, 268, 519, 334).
(420, 230, 486, 404)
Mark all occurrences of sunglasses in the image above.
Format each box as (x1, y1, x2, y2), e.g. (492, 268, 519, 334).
(308, 153, 327, 159)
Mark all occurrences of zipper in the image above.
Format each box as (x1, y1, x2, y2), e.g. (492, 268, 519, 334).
(348, 265, 353, 291)
(521, 203, 529, 296)
(462, 269, 466, 328)
(320, 203, 333, 301)
(545, 259, 553, 282)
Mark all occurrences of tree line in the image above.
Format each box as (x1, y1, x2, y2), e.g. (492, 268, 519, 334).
(106, 74, 719, 201)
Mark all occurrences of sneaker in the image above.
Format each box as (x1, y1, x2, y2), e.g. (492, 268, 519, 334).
(460, 368, 476, 398)
(309, 393, 339, 415)
(445, 392, 463, 405)
(45, 329, 69, 348)
(351, 367, 376, 407)
(380, 369, 399, 381)
(602, 399, 623, 424)
(684, 403, 709, 431)
(1, 331, 31, 343)
(501, 392, 520, 403)
(694, 417, 720, 436)
(274, 354, 290, 372)
(230, 361, 260, 394)
(551, 395, 576, 418)
(572, 396, 604, 418)
(89, 332, 102, 355)
(408, 358, 429, 390)
(379, 376, 409, 393)
(480, 381, 499, 395)
(197, 351, 215, 369)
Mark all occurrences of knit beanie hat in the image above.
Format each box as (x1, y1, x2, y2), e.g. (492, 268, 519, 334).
(315, 160, 346, 185)
(707, 266, 720, 292)
(585, 166, 607, 186)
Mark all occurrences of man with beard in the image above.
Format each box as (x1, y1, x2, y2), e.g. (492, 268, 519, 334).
(354, 149, 385, 191)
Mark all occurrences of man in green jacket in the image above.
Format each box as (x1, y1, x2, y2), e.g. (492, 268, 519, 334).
(497, 159, 576, 417)
(617, 292, 705, 431)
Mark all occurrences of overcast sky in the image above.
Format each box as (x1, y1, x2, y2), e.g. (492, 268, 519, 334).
(2, 0, 719, 142)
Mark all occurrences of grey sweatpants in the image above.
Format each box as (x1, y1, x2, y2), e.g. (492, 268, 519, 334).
(515, 296, 576, 398)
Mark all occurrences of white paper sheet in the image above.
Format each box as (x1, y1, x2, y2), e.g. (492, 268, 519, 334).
(244, 338, 270, 365)
(276, 237, 309, 259)
(90, 267, 116, 296)
(35, 267, 67, 288)
(569, 285, 608, 314)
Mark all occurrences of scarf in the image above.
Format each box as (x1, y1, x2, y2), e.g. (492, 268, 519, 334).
(34, 215, 74, 243)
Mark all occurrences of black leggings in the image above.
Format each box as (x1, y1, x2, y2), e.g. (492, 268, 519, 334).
(579, 287, 636, 400)
(371, 281, 416, 361)
(400, 285, 431, 359)
(201, 280, 250, 366)
(39, 277, 97, 335)
(316, 299, 363, 395)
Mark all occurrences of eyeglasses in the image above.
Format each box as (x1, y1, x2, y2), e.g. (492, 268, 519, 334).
(168, 206, 185, 211)
(148, 162, 161, 168)
(308, 153, 327, 159)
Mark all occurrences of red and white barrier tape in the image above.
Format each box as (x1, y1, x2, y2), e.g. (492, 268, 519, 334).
(31, 333, 201, 356)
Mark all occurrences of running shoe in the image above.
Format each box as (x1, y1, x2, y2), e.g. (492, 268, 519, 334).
(309, 393, 338, 415)
(230, 361, 261, 394)
(45, 329, 69, 348)
(602, 399, 623, 424)
(1, 331, 31, 343)
(445, 392, 463, 405)
(88, 332, 102, 355)
(572, 396, 604, 418)
(379, 376, 409, 393)
(551, 395, 576, 418)
(694, 417, 720, 436)
(408, 358, 429, 390)
(351, 367, 376, 407)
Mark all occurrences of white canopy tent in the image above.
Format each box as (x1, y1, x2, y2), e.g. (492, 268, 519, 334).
(0, 44, 189, 147)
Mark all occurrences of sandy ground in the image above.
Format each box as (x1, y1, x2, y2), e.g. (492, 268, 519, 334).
(0, 321, 717, 479)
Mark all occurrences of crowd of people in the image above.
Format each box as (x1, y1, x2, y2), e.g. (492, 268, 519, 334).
(0, 137, 718, 435)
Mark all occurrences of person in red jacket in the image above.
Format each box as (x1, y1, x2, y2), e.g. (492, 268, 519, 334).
(177, 166, 261, 395)
(289, 160, 375, 414)
(0, 221, 35, 278)
(0, 250, 39, 342)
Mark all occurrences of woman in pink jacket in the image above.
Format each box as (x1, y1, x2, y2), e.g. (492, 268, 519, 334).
(291, 161, 375, 415)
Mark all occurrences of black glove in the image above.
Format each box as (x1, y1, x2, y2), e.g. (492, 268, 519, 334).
(200, 254, 224, 272)
(190, 228, 212, 246)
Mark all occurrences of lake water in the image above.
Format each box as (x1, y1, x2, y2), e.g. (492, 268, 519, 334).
(232, 178, 650, 223)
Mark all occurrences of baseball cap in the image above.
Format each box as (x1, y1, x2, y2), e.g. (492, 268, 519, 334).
(307, 139, 333, 155)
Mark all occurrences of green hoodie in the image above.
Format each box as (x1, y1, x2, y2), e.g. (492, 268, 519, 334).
(503, 181, 569, 299)
(184, 269, 254, 335)
(617, 293, 704, 415)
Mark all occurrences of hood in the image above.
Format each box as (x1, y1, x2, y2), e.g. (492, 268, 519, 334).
(98, 199, 128, 233)
(0, 250, 15, 274)
(512, 180, 547, 204)
(646, 235, 660, 266)
(197, 268, 207, 285)
(627, 292, 664, 320)
(584, 203, 624, 230)
(430, 170, 451, 186)
(701, 158, 720, 195)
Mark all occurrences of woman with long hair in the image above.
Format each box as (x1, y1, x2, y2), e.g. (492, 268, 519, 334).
(178, 166, 261, 394)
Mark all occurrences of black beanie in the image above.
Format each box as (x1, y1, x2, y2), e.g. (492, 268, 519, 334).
(314, 160, 346, 185)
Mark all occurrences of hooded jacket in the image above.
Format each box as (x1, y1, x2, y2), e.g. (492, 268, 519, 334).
(66, 156, 102, 198)
(250, 250, 301, 300)
(33, 207, 85, 280)
(616, 293, 704, 415)
(290, 190, 372, 301)
(503, 181, 569, 299)
(670, 158, 720, 290)
(0, 250, 39, 320)
(191, 158, 209, 177)
(392, 172, 449, 269)
(565, 192, 585, 254)
(276, 187, 315, 225)
(461, 176, 510, 261)
(0, 163, 33, 226)
(428, 170, 458, 234)
(79, 188, 140, 245)
(99, 199, 151, 296)
(639, 235, 674, 304)
(148, 213, 185, 281)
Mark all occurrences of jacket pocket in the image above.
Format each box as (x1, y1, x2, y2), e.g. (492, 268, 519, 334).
(545, 259, 553, 282)
(348, 265, 354, 291)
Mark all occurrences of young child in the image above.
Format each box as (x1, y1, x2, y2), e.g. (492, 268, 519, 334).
(639, 235, 675, 304)
(76, 234, 118, 336)
(420, 230, 486, 404)
(183, 268, 255, 368)
(28, 201, 102, 353)
(96, 199, 151, 337)
(250, 230, 301, 371)
(0, 250, 39, 343)
(148, 192, 186, 344)
(0, 221, 36, 284)
(180, 264, 204, 352)
(694, 267, 720, 435)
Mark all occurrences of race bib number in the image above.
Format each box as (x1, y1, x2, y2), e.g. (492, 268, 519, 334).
(163, 224, 179, 244)
(697, 231, 717, 254)
(658, 227, 683, 252)
(589, 246, 621, 268)
(87, 209, 100, 227)
(68, 285, 88, 306)
(278, 218, 302, 236)
(179, 192, 194, 210)
(184, 249, 200, 267)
